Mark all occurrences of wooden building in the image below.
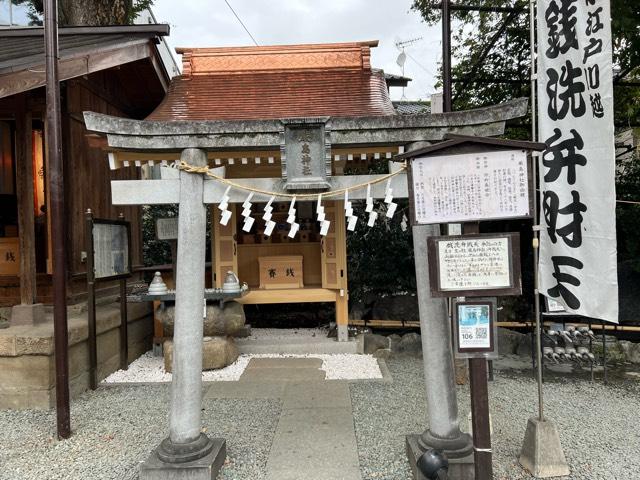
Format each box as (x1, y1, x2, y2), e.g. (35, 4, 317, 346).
(0, 25, 176, 311)
(0, 25, 179, 409)
(84, 41, 528, 341)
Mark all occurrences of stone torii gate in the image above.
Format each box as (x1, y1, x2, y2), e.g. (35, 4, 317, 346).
(83, 98, 526, 479)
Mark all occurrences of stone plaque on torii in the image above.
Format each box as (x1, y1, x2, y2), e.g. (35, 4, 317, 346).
(83, 98, 527, 480)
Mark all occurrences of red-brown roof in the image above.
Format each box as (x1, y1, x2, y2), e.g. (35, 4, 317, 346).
(146, 41, 397, 121)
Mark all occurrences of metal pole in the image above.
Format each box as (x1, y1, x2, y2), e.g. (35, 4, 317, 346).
(85, 210, 97, 390)
(44, 0, 71, 439)
(529, 0, 545, 423)
(442, 0, 452, 113)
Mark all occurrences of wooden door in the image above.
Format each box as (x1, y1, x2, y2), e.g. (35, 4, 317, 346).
(321, 200, 347, 290)
(212, 204, 238, 288)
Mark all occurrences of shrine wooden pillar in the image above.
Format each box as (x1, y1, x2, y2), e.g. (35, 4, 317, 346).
(15, 95, 36, 305)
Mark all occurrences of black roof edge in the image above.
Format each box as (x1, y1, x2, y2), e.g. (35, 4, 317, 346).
(393, 133, 546, 160)
(0, 24, 170, 37)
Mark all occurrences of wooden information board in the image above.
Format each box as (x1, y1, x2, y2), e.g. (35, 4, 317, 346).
(410, 149, 531, 224)
(92, 220, 131, 280)
(427, 233, 521, 297)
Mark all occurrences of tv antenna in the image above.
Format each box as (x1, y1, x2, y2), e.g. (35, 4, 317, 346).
(394, 36, 423, 99)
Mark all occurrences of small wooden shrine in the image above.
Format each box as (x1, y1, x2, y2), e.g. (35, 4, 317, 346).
(84, 40, 528, 341)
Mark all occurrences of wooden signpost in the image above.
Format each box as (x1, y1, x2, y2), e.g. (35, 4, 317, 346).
(397, 134, 545, 480)
(85, 210, 131, 390)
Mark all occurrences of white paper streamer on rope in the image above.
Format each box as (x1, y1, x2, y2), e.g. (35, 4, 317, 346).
(365, 183, 377, 227)
(384, 178, 398, 219)
(365, 184, 374, 213)
(241, 192, 254, 232)
(262, 196, 276, 237)
(218, 186, 232, 226)
(344, 189, 358, 231)
(400, 214, 408, 232)
(287, 196, 299, 238)
(316, 194, 330, 236)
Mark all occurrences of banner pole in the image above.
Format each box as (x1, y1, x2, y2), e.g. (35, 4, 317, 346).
(529, 0, 545, 423)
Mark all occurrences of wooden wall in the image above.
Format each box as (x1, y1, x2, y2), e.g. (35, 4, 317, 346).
(64, 73, 143, 290)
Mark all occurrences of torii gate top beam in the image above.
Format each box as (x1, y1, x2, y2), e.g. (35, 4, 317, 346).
(83, 98, 528, 152)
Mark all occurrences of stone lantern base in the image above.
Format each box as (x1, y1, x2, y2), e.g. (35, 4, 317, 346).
(140, 436, 226, 480)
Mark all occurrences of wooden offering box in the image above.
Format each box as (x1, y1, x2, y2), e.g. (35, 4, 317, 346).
(0, 237, 19, 276)
(258, 255, 304, 289)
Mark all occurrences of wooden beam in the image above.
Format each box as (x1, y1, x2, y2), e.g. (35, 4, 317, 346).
(0, 41, 153, 99)
(237, 287, 337, 305)
(15, 96, 37, 304)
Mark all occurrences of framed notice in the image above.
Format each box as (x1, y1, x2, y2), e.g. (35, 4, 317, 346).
(427, 233, 521, 297)
(156, 217, 178, 240)
(410, 149, 531, 224)
(453, 297, 498, 359)
(92, 219, 131, 280)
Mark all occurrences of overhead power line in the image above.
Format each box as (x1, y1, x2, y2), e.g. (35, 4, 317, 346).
(223, 0, 259, 46)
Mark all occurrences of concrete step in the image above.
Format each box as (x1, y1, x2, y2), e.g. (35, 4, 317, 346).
(235, 336, 361, 355)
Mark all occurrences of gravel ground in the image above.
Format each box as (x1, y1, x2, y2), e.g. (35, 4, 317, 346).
(0, 385, 281, 480)
(350, 355, 640, 480)
(2, 353, 638, 479)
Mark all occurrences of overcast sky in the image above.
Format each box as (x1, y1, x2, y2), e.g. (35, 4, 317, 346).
(151, 0, 442, 101)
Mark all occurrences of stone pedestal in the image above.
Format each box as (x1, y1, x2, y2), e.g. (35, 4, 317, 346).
(163, 336, 239, 373)
(157, 301, 246, 337)
(519, 417, 570, 478)
(140, 436, 226, 480)
(406, 434, 474, 480)
(11, 303, 45, 326)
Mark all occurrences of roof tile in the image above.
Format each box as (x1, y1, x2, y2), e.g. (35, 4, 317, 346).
(146, 41, 396, 121)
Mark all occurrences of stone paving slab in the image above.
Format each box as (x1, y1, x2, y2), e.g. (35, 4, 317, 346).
(266, 465, 362, 480)
(282, 380, 351, 409)
(203, 381, 287, 399)
(265, 407, 361, 480)
(240, 367, 326, 382)
(244, 357, 323, 369)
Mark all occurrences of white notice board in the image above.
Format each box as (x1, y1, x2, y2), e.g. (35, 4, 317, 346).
(92, 222, 130, 280)
(438, 237, 510, 291)
(411, 149, 530, 224)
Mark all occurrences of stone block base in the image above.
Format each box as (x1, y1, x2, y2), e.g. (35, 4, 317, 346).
(139, 438, 226, 480)
(11, 303, 45, 326)
(406, 434, 474, 480)
(163, 336, 239, 373)
(519, 417, 570, 478)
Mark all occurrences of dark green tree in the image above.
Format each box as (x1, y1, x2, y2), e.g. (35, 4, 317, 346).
(411, 0, 640, 127)
(14, 0, 154, 26)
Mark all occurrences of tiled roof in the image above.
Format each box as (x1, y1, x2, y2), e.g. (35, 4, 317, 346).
(146, 41, 397, 121)
(393, 100, 431, 115)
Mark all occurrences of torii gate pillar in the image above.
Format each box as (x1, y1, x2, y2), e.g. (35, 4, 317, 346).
(140, 148, 226, 480)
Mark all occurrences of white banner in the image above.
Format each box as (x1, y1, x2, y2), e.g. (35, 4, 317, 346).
(537, 0, 618, 322)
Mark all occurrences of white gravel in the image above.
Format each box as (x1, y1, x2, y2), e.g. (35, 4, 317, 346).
(102, 351, 382, 383)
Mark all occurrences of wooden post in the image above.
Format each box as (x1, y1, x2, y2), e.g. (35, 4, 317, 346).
(118, 213, 129, 371)
(44, 0, 71, 440)
(15, 96, 36, 305)
(464, 221, 493, 479)
(119, 278, 128, 370)
(85, 209, 98, 390)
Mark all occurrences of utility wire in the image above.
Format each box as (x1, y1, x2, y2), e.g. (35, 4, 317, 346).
(223, 0, 259, 46)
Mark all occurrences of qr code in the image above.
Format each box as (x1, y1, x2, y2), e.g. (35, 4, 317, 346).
(475, 328, 488, 339)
